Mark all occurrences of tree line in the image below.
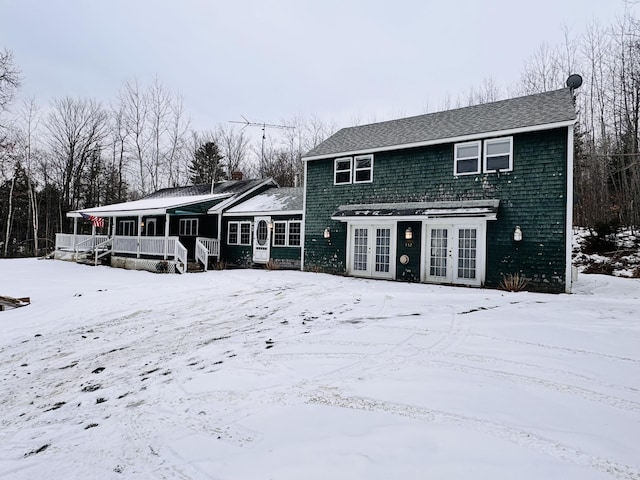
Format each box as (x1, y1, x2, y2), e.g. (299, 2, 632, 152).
(1, 9, 639, 257)
(0, 57, 333, 256)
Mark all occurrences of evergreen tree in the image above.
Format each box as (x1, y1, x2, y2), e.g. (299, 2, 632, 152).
(188, 141, 226, 185)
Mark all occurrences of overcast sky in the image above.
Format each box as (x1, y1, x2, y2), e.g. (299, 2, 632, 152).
(0, 0, 636, 136)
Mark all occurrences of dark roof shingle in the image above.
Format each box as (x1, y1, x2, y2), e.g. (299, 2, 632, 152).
(304, 88, 577, 159)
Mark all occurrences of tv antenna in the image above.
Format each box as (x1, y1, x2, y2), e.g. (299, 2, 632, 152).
(230, 116, 294, 177)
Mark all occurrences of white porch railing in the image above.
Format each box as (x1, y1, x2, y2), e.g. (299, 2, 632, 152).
(55, 233, 190, 273)
(75, 235, 109, 253)
(175, 241, 187, 274)
(195, 237, 220, 272)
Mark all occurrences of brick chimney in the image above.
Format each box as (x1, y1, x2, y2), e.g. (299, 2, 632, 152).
(231, 171, 243, 181)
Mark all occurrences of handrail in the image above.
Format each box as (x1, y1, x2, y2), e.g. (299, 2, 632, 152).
(195, 239, 208, 272)
(75, 235, 109, 253)
(175, 240, 187, 274)
(94, 237, 113, 265)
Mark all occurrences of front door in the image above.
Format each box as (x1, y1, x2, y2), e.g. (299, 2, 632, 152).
(253, 217, 271, 263)
(349, 225, 394, 279)
(425, 224, 481, 286)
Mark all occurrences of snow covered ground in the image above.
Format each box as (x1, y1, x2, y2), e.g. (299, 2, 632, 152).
(0, 259, 639, 479)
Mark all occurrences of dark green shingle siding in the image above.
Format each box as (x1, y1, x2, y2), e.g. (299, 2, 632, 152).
(304, 127, 569, 293)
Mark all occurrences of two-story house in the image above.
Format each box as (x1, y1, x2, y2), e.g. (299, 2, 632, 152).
(301, 88, 577, 293)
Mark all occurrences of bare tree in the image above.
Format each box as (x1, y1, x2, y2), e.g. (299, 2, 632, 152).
(217, 125, 251, 178)
(116, 78, 190, 195)
(44, 97, 109, 213)
(16, 98, 42, 254)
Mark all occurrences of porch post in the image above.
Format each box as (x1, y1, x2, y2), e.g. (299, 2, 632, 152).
(72, 217, 78, 248)
(137, 214, 142, 259)
(72, 217, 78, 260)
(164, 213, 169, 260)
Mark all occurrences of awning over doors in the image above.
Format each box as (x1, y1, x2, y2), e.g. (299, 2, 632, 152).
(331, 199, 500, 222)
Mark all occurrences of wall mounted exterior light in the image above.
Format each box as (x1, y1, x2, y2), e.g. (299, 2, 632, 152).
(513, 226, 523, 242)
(405, 227, 413, 241)
(323, 227, 331, 239)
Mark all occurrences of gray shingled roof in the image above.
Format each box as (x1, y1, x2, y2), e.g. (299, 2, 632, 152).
(143, 179, 268, 199)
(304, 88, 577, 159)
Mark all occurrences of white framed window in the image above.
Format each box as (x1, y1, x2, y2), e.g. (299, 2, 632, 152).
(273, 221, 287, 246)
(228, 222, 239, 244)
(334, 157, 352, 185)
(354, 154, 373, 183)
(484, 137, 513, 172)
(179, 218, 198, 236)
(454, 141, 481, 175)
(288, 221, 301, 246)
(271, 220, 302, 247)
(240, 222, 251, 245)
(228, 221, 251, 245)
(118, 220, 135, 236)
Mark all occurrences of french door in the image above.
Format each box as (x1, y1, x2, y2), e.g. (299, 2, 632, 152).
(425, 224, 482, 286)
(349, 225, 394, 279)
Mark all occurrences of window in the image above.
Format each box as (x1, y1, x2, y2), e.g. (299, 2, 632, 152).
(271, 221, 302, 247)
(288, 221, 301, 246)
(118, 220, 135, 236)
(228, 221, 251, 245)
(334, 157, 352, 184)
(240, 223, 251, 245)
(228, 222, 238, 244)
(454, 141, 481, 175)
(179, 218, 198, 236)
(484, 137, 513, 172)
(354, 154, 373, 183)
(273, 221, 287, 246)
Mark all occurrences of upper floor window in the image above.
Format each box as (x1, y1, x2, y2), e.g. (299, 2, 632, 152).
(454, 141, 481, 175)
(334, 157, 352, 184)
(179, 218, 198, 236)
(354, 154, 373, 183)
(484, 137, 513, 172)
(455, 137, 514, 175)
(334, 154, 374, 185)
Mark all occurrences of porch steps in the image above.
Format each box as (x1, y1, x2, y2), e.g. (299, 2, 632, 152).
(187, 261, 204, 273)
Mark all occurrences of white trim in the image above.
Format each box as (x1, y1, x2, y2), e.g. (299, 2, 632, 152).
(565, 125, 574, 293)
(271, 220, 302, 247)
(483, 136, 513, 173)
(272, 220, 288, 247)
(346, 223, 396, 280)
(119, 219, 136, 236)
(227, 221, 252, 245)
(301, 161, 308, 271)
(179, 218, 198, 236)
(224, 210, 303, 217)
(422, 222, 487, 287)
(454, 140, 481, 176)
(353, 154, 374, 183)
(68, 193, 232, 218)
(302, 119, 577, 162)
(334, 157, 353, 185)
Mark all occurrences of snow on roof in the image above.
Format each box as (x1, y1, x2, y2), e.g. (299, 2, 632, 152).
(225, 188, 303, 215)
(68, 193, 232, 218)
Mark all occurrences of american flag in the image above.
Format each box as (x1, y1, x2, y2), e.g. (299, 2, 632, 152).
(80, 212, 105, 228)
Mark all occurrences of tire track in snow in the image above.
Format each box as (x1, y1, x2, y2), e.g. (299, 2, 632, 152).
(308, 392, 640, 480)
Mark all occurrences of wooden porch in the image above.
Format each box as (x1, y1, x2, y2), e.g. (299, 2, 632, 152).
(55, 234, 220, 273)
